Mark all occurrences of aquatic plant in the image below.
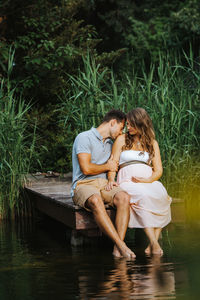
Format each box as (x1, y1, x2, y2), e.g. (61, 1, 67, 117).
(0, 49, 35, 219)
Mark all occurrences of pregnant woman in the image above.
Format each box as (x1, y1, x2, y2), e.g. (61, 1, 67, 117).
(106, 107, 172, 255)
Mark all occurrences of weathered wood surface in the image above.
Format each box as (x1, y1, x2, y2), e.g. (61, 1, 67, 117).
(25, 174, 186, 234)
(25, 174, 115, 234)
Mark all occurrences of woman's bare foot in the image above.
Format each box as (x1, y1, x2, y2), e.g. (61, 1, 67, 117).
(145, 242, 163, 255)
(113, 242, 136, 259)
(151, 241, 163, 255)
(145, 245, 151, 255)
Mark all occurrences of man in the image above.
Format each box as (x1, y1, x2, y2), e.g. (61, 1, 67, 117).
(71, 110, 135, 258)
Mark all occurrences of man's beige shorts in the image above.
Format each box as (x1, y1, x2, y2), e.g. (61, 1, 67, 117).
(73, 178, 123, 211)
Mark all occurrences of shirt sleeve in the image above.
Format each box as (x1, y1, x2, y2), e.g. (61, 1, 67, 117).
(75, 133, 91, 154)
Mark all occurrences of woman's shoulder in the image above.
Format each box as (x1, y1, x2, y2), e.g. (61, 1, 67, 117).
(113, 134, 125, 150)
(115, 134, 126, 144)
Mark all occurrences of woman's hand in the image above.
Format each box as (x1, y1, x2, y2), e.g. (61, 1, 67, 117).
(104, 180, 119, 191)
(131, 176, 153, 183)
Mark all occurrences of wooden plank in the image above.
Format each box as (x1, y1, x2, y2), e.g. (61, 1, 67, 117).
(75, 207, 116, 230)
(25, 188, 77, 228)
(25, 186, 116, 230)
(75, 211, 98, 229)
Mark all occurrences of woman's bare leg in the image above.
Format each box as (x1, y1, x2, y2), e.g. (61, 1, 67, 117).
(144, 227, 163, 255)
(145, 227, 163, 254)
(154, 227, 162, 240)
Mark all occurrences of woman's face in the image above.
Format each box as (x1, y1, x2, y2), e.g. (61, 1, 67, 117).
(126, 120, 138, 135)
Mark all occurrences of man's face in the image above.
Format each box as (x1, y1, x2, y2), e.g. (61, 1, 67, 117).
(110, 120, 125, 139)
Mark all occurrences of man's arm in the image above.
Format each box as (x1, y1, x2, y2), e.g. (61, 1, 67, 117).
(78, 153, 118, 175)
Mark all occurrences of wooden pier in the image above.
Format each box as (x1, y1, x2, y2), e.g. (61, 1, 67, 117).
(25, 173, 186, 244)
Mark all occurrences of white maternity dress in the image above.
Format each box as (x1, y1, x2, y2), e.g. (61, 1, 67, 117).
(117, 150, 172, 228)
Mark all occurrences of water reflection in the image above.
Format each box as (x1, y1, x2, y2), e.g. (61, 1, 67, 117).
(129, 256, 175, 299)
(78, 255, 176, 299)
(0, 220, 199, 300)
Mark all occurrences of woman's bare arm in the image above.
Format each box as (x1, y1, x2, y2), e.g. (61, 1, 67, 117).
(105, 134, 125, 190)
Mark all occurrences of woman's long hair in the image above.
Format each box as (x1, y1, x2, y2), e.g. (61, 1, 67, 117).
(123, 108, 155, 161)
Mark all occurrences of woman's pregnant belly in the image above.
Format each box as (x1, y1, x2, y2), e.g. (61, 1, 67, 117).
(117, 164, 152, 184)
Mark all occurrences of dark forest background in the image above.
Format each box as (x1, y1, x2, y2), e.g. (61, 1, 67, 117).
(0, 0, 199, 174)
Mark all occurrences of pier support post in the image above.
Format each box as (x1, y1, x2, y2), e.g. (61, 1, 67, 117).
(70, 230, 84, 246)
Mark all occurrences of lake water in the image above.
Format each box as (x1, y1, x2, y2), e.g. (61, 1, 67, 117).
(0, 217, 200, 300)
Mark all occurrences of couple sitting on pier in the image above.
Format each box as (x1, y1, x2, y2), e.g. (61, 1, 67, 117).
(71, 108, 171, 259)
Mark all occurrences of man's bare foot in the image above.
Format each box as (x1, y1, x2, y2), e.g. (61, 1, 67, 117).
(114, 242, 136, 259)
(113, 245, 121, 258)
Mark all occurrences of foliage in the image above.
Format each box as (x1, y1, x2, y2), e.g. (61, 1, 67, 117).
(0, 50, 35, 219)
(58, 54, 128, 163)
(1, 0, 200, 101)
(12, 0, 98, 102)
(123, 53, 200, 196)
(89, 0, 200, 68)
(26, 104, 70, 173)
(0, 0, 124, 105)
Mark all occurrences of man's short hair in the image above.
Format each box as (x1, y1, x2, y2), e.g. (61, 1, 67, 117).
(102, 109, 126, 123)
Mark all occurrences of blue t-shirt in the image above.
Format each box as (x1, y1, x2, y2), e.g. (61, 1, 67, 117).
(71, 127, 113, 196)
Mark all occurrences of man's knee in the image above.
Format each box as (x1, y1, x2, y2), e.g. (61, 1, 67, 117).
(114, 191, 130, 208)
(86, 194, 104, 211)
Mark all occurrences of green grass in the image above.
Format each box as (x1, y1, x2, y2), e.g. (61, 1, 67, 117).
(0, 50, 35, 219)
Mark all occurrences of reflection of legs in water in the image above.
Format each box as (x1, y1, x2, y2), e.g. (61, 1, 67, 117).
(144, 227, 163, 255)
(91, 259, 134, 300)
(86, 193, 135, 259)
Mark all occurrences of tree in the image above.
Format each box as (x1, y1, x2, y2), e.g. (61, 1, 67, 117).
(86, 0, 200, 68)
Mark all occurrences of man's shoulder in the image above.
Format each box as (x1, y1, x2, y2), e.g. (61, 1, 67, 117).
(74, 129, 93, 146)
(76, 129, 92, 139)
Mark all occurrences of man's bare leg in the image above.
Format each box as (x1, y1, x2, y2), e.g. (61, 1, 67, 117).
(113, 191, 135, 258)
(86, 194, 135, 259)
(145, 227, 163, 255)
(144, 228, 163, 255)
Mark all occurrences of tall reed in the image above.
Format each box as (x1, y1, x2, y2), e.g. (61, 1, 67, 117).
(124, 54, 199, 193)
(59, 54, 127, 134)
(0, 49, 35, 219)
